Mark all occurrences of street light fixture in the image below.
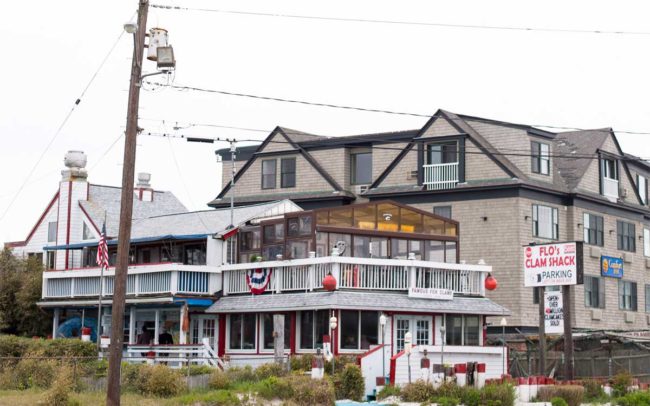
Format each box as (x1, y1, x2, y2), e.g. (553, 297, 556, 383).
(379, 314, 387, 384)
(404, 331, 412, 383)
(123, 22, 138, 34)
(330, 313, 338, 374)
(500, 317, 508, 376)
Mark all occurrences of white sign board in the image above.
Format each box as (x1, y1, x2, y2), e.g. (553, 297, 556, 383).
(408, 287, 454, 301)
(544, 291, 564, 334)
(523, 242, 579, 287)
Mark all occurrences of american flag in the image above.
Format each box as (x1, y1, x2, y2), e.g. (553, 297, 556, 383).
(96, 223, 109, 269)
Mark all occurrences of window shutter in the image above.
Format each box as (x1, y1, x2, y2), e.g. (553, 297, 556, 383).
(531, 142, 540, 173)
(632, 282, 638, 311)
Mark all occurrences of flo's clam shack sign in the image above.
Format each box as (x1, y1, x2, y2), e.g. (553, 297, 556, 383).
(523, 242, 583, 287)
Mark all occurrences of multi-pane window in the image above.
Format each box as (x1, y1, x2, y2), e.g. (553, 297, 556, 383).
(531, 141, 550, 175)
(427, 142, 458, 164)
(532, 204, 558, 239)
(638, 175, 648, 205)
(340, 310, 378, 350)
(47, 221, 57, 242)
(299, 310, 329, 349)
(433, 206, 452, 219)
(229, 313, 256, 350)
(583, 213, 604, 246)
(646, 285, 650, 313)
(619, 280, 637, 311)
(351, 151, 372, 185)
(617, 220, 636, 252)
(261, 160, 277, 189)
(184, 244, 206, 265)
(584, 276, 605, 309)
(416, 320, 430, 346)
(602, 158, 618, 180)
(281, 158, 296, 188)
(445, 315, 480, 346)
(644, 228, 650, 257)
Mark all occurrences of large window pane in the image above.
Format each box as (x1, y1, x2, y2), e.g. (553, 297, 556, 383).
(330, 208, 353, 227)
(281, 158, 296, 188)
(370, 237, 389, 258)
(229, 314, 242, 349)
(263, 314, 290, 350)
(464, 316, 480, 346)
(445, 315, 463, 346)
(377, 204, 399, 232)
(300, 311, 314, 349)
(262, 160, 277, 189)
(351, 152, 372, 185)
(400, 208, 423, 233)
(426, 240, 445, 262)
(329, 233, 352, 256)
(353, 235, 370, 258)
(353, 205, 376, 230)
(287, 240, 311, 259)
(340, 310, 359, 349)
(445, 241, 457, 263)
(360, 312, 379, 349)
(242, 314, 256, 349)
(391, 239, 408, 259)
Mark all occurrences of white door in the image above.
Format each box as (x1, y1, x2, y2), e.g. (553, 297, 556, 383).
(393, 315, 432, 353)
(191, 315, 219, 350)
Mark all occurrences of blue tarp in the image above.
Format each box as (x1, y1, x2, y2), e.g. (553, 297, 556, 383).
(43, 233, 210, 251)
(56, 316, 98, 342)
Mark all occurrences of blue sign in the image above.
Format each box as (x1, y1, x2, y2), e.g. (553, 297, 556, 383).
(601, 256, 624, 278)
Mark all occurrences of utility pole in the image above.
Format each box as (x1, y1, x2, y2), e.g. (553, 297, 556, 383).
(106, 1, 149, 404)
(537, 287, 546, 376)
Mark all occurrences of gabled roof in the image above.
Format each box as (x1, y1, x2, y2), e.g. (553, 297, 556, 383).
(553, 129, 610, 191)
(80, 184, 188, 237)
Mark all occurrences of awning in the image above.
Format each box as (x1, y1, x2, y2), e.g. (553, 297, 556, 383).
(217, 227, 238, 240)
(173, 298, 214, 307)
(43, 233, 210, 250)
(206, 291, 510, 316)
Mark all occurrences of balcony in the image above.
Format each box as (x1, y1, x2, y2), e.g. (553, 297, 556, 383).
(222, 255, 489, 297)
(42, 263, 220, 299)
(423, 162, 459, 190)
(602, 177, 619, 200)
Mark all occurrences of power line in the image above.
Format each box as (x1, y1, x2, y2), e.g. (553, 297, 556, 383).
(150, 3, 650, 36)
(142, 82, 650, 136)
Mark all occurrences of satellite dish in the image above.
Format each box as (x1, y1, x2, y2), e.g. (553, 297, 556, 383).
(335, 240, 347, 255)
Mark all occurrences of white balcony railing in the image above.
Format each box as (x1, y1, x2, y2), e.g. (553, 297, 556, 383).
(423, 162, 459, 190)
(603, 177, 619, 199)
(42, 263, 220, 299)
(222, 256, 489, 297)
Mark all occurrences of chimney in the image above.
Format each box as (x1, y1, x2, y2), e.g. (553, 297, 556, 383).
(135, 172, 153, 202)
(61, 150, 88, 181)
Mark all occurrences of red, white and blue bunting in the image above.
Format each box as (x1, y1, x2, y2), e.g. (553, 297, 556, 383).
(246, 268, 273, 294)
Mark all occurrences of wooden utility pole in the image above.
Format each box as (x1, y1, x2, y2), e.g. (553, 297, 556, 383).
(106, 1, 149, 404)
(562, 284, 574, 380)
(537, 287, 546, 376)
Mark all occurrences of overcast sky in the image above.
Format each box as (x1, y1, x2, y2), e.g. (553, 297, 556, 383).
(2, 0, 650, 244)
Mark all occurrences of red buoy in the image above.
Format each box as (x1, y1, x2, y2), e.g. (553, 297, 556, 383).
(323, 273, 337, 291)
(485, 273, 498, 291)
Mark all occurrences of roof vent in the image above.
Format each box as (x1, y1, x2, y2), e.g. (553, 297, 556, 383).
(137, 172, 151, 188)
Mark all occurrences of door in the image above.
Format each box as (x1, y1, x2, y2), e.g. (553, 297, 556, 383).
(394, 315, 432, 353)
(191, 315, 219, 350)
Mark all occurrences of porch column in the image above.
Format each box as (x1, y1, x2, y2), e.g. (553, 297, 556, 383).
(52, 308, 60, 338)
(179, 304, 188, 344)
(129, 307, 136, 344)
(154, 309, 160, 345)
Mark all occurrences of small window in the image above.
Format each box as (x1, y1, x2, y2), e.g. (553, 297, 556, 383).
(644, 228, 650, 257)
(350, 151, 372, 185)
(617, 220, 636, 252)
(184, 244, 206, 265)
(433, 206, 452, 219)
(281, 158, 296, 188)
(637, 175, 648, 205)
(532, 204, 558, 239)
(82, 223, 94, 240)
(47, 221, 57, 242)
(602, 158, 618, 180)
(645, 285, 650, 313)
(531, 141, 550, 175)
(229, 313, 256, 350)
(583, 213, 604, 246)
(261, 160, 277, 189)
(46, 251, 55, 270)
(618, 280, 637, 311)
(584, 276, 605, 309)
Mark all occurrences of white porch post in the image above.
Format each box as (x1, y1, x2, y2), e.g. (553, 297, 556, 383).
(179, 304, 188, 344)
(408, 252, 417, 289)
(129, 306, 136, 344)
(331, 247, 340, 286)
(52, 308, 60, 338)
(154, 309, 160, 345)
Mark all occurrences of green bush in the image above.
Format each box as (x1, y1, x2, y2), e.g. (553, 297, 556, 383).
(180, 364, 213, 376)
(209, 369, 232, 390)
(616, 390, 650, 406)
(481, 383, 516, 406)
(0, 335, 30, 357)
(40, 366, 76, 406)
(436, 381, 465, 399)
(121, 363, 186, 397)
(581, 379, 606, 401)
(12, 357, 58, 389)
(435, 396, 460, 406)
(332, 364, 364, 401)
(376, 384, 401, 400)
(325, 354, 358, 375)
(285, 374, 335, 405)
(255, 362, 287, 380)
(176, 389, 241, 405)
(551, 397, 569, 406)
(460, 387, 482, 406)
(613, 371, 634, 397)
(256, 376, 294, 400)
(401, 380, 437, 402)
(225, 365, 257, 383)
(120, 362, 144, 392)
(538, 385, 585, 406)
(290, 354, 314, 371)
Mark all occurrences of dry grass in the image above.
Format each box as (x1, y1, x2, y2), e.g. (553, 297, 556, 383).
(0, 389, 165, 406)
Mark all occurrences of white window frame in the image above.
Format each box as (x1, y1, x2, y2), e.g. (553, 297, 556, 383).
(638, 175, 648, 204)
(532, 204, 558, 240)
(47, 221, 57, 242)
(337, 310, 379, 353)
(296, 310, 329, 352)
(46, 251, 56, 270)
(393, 315, 433, 352)
(532, 141, 550, 175)
(260, 313, 291, 353)
(644, 228, 650, 258)
(226, 313, 257, 352)
(583, 212, 604, 246)
(444, 314, 481, 346)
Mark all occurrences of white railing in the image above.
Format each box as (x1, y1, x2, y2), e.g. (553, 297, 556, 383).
(125, 338, 224, 368)
(222, 256, 489, 296)
(603, 177, 619, 199)
(423, 162, 459, 190)
(42, 265, 220, 299)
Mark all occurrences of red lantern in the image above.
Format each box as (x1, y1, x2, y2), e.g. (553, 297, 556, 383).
(485, 273, 498, 291)
(323, 273, 337, 291)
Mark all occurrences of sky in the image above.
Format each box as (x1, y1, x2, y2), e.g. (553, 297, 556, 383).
(1, 0, 650, 245)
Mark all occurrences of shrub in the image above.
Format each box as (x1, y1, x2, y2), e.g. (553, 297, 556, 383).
(290, 354, 314, 371)
(613, 371, 634, 397)
(436, 381, 464, 399)
(176, 390, 241, 405)
(225, 365, 257, 383)
(435, 396, 460, 406)
(581, 379, 606, 401)
(140, 364, 186, 397)
(551, 397, 569, 406)
(38, 338, 96, 358)
(41, 366, 76, 406)
(13, 356, 58, 389)
(377, 384, 401, 400)
(537, 385, 585, 406)
(616, 390, 650, 406)
(461, 387, 482, 406)
(255, 362, 287, 380)
(209, 369, 232, 390)
(0, 335, 30, 357)
(120, 362, 144, 392)
(332, 364, 364, 401)
(285, 374, 335, 405)
(325, 354, 358, 375)
(181, 364, 213, 376)
(401, 380, 437, 402)
(256, 376, 294, 400)
(481, 383, 516, 406)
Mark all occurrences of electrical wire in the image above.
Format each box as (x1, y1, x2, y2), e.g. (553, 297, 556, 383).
(142, 82, 650, 137)
(150, 3, 650, 36)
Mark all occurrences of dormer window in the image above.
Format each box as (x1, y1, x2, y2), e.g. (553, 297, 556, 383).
(600, 157, 619, 199)
(637, 174, 648, 204)
(531, 141, 550, 175)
